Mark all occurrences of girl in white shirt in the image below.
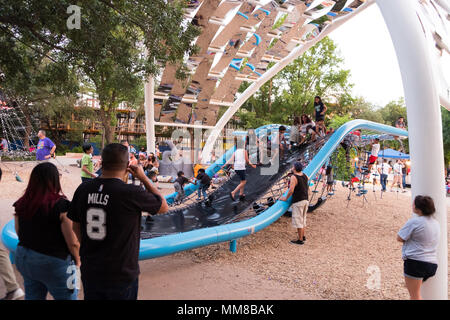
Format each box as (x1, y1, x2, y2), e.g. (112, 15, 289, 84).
(222, 136, 256, 201)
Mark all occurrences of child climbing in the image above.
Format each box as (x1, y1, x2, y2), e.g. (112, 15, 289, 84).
(173, 171, 195, 204)
(222, 136, 256, 201)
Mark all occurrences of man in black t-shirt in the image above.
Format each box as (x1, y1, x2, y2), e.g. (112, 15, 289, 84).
(68, 143, 168, 300)
(280, 162, 310, 245)
(196, 168, 211, 201)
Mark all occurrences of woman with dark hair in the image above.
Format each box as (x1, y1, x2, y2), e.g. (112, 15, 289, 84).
(13, 162, 80, 300)
(300, 114, 316, 142)
(313, 96, 327, 137)
(313, 96, 327, 122)
(397, 195, 440, 300)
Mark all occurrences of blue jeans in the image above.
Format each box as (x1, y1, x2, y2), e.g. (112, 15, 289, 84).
(82, 277, 138, 300)
(15, 246, 78, 300)
(380, 174, 388, 191)
(197, 183, 209, 199)
(402, 174, 407, 188)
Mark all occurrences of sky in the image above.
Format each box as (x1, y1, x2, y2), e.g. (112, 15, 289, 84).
(329, 5, 405, 107)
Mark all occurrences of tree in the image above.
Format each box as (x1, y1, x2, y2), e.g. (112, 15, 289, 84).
(379, 98, 407, 126)
(0, 39, 79, 149)
(237, 36, 353, 128)
(277, 36, 352, 118)
(0, 0, 200, 144)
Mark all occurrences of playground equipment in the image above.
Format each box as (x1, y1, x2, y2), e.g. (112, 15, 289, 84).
(2, 120, 408, 261)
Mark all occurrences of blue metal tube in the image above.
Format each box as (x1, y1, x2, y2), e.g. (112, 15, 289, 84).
(1, 120, 408, 261)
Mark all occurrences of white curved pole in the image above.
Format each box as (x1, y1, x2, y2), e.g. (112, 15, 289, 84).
(377, 0, 448, 300)
(440, 94, 450, 111)
(201, 0, 375, 162)
(144, 74, 156, 153)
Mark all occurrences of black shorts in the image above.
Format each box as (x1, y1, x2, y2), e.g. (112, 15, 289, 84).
(404, 259, 438, 282)
(235, 170, 246, 181)
(316, 115, 324, 122)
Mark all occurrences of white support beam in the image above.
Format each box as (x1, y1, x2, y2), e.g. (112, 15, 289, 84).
(144, 74, 156, 154)
(377, 0, 448, 300)
(201, 0, 375, 162)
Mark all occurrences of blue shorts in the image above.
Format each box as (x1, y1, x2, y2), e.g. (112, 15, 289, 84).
(235, 170, 246, 181)
(404, 258, 437, 282)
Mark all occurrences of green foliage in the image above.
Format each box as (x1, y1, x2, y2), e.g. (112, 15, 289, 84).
(238, 37, 353, 127)
(328, 114, 353, 130)
(379, 98, 407, 126)
(441, 107, 450, 165)
(332, 147, 357, 181)
(0, 0, 200, 144)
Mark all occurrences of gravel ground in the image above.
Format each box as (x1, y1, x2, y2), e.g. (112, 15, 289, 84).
(174, 184, 450, 300)
(1, 158, 449, 299)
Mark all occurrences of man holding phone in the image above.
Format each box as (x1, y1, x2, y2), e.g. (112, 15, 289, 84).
(68, 143, 168, 300)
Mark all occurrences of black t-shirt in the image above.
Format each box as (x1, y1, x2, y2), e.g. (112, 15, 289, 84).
(67, 178, 162, 284)
(292, 174, 309, 203)
(15, 198, 71, 260)
(314, 102, 325, 120)
(175, 176, 189, 186)
(196, 172, 211, 186)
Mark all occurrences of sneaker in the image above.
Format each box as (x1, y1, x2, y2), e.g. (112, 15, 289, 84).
(290, 239, 304, 245)
(196, 198, 201, 201)
(2, 288, 24, 300)
(303, 236, 306, 241)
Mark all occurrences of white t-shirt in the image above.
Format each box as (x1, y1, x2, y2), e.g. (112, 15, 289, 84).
(371, 143, 380, 157)
(393, 163, 403, 175)
(300, 121, 315, 134)
(380, 163, 391, 175)
(398, 215, 440, 263)
(234, 148, 246, 171)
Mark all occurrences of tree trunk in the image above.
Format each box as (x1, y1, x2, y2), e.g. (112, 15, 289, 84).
(268, 79, 272, 113)
(100, 108, 114, 146)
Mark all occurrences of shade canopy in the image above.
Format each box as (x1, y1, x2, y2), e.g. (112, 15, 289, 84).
(378, 148, 410, 159)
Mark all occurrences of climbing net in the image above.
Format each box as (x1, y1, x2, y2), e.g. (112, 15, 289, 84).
(0, 93, 40, 180)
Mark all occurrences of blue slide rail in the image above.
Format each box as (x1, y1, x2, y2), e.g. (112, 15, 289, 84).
(1, 120, 408, 260)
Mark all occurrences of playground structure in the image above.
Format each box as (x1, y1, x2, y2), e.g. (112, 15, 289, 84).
(1, 0, 449, 299)
(2, 120, 408, 269)
(142, 0, 448, 298)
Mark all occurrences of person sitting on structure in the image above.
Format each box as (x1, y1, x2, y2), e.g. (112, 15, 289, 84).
(300, 114, 316, 143)
(395, 116, 406, 129)
(289, 116, 301, 147)
(394, 116, 407, 152)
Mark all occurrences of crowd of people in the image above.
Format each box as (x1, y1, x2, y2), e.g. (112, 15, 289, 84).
(0, 143, 168, 300)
